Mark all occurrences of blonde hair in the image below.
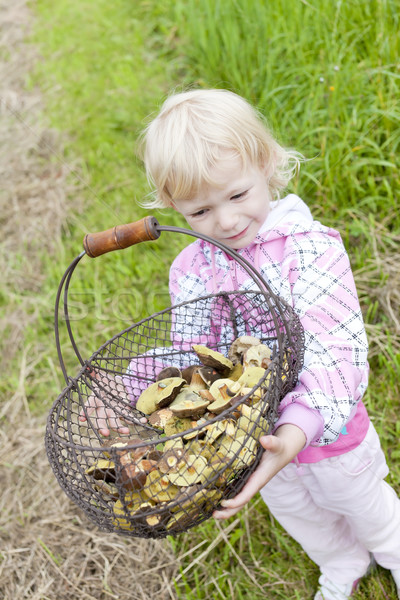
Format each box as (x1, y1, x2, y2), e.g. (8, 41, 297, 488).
(140, 89, 302, 209)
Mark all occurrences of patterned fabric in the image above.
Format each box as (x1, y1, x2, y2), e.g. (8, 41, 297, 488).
(169, 195, 370, 447)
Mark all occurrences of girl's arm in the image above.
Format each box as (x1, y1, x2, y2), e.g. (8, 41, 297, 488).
(271, 229, 369, 446)
(213, 424, 306, 519)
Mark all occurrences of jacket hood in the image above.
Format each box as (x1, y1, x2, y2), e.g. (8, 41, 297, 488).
(253, 194, 323, 244)
(199, 194, 336, 275)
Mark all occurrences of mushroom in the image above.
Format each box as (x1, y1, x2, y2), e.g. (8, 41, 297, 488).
(243, 344, 272, 369)
(158, 448, 188, 474)
(166, 506, 201, 532)
(101, 437, 143, 459)
(112, 496, 157, 531)
(148, 408, 174, 430)
(204, 418, 236, 444)
(228, 336, 261, 364)
(163, 415, 193, 437)
(216, 434, 258, 470)
(235, 405, 269, 440)
(186, 439, 214, 461)
(229, 363, 244, 381)
(197, 389, 215, 403)
(166, 455, 208, 486)
(237, 366, 266, 389)
(207, 379, 238, 414)
(169, 388, 210, 419)
(181, 364, 200, 384)
(136, 377, 186, 415)
(202, 452, 234, 486)
(163, 438, 184, 452)
(230, 437, 258, 471)
(171, 485, 223, 515)
(117, 461, 147, 492)
(156, 366, 182, 381)
(93, 480, 119, 500)
(197, 366, 222, 386)
(137, 458, 158, 474)
(143, 469, 180, 503)
(85, 459, 116, 483)
(192, 345, 233, 377)
(188, 368, 208, 391)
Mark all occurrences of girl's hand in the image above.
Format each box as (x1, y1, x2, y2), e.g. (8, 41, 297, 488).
(213, 424, 306, 520)
(78, 374, 147, 437)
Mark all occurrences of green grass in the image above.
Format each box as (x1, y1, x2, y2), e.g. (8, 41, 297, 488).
(170, 0, 400, 230)
(10, 0, 400, 598)
(17, 0, 190, 410)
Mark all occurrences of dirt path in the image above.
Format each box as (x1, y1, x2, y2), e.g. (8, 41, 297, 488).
(0, 2, 178, 598)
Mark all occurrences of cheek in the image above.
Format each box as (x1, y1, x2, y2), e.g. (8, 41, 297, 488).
(184, 217, 204, 232)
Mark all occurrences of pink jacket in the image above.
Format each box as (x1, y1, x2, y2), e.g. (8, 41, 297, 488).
(168, 195, 370, 460)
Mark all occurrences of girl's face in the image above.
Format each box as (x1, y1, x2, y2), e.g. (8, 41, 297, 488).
(173, 153, 271, 249)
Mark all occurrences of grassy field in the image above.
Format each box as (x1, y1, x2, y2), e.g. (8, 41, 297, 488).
(2, 0, 399, 598)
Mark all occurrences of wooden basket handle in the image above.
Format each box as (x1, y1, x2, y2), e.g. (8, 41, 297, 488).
(83, 216, 160, 257)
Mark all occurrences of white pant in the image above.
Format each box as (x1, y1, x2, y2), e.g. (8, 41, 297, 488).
(260, 423, 400, 584)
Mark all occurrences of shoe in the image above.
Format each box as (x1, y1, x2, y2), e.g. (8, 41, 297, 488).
(391, 568, 400, 598)
(314, 574, 360, 600)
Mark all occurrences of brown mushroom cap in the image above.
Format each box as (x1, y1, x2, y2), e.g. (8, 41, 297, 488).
(156, 366, 182, 381)
(197, 366, 222, 386)
(117, 462, 147, 492)
(85, 459, 116, 483)
(181, 364, 200, 384)
(158, 447, 188, 474)
(136, 377, 186, 414)
(192, 345, 233, 377)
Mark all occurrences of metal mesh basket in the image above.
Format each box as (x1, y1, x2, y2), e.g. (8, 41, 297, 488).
(46, 217, 304, 538)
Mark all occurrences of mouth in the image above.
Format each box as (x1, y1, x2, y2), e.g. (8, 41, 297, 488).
(226, 224, 250, 241)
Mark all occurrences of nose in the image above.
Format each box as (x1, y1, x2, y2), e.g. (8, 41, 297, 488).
(216, 207, 239, 232)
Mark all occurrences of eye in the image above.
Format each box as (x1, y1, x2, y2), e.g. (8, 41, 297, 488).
(230, 190, 247, 200)
(190, 208, 208, 218)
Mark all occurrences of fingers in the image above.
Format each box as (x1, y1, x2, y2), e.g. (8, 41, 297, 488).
(78, 393, 98, 422)
(213, 467, 265, 520)
(78, 389, 132, 437)
(213, 435, 283, 520)
(104, 406, 131, 436)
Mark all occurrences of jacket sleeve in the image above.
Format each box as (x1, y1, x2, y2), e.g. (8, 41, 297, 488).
(275, 229, 369, 446)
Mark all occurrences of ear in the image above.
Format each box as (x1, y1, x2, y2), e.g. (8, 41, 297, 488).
(168, 199, 177, 211)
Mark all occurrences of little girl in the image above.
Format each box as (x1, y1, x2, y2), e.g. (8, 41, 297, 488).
(80, 88, 400, 599)
(139, 89, 400, 600)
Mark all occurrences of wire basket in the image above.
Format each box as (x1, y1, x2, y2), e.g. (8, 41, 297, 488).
(46, 217, 304, 538)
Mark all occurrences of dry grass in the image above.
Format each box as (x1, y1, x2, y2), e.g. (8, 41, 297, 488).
(0, 2, 178, 598)
(0, 392, 178, 600)
(0, 0, 74, 368)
